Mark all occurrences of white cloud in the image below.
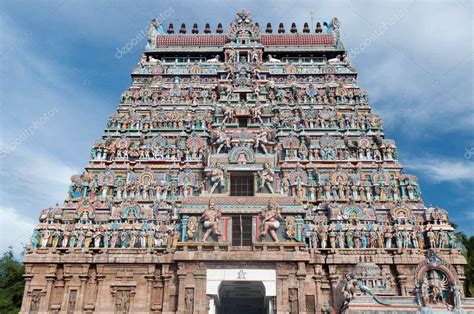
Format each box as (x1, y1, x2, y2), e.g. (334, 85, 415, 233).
(405, 157, 474, 183)
(0, 13, 104, 252)
(0, 206, 36, 257)
(0, 148, 78, 258)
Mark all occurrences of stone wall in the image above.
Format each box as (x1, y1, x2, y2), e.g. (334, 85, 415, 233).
(20, 247, 470, 313)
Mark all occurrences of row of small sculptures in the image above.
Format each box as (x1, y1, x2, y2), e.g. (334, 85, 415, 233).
(119, 82, 369, 108)
(304, 227, 457, 249)
(69, 176, 203, 201)
(30, 225, 179, 249)
(270, 110, 382, 130)
(106, 110, 211, 131)
(90, 138, 398, 164)
(127, 75, 363, 106)
(304, 178, 421, 202)
(90, 132, 396, 166)
(91, 134, 207, 162)
(272, 142, 394, 162)
(91, 144, 207, 162)
(68, 169, 420, 203)
(105, 108, 381, 134)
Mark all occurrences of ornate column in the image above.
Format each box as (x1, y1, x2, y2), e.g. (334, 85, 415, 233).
(181, 216, 189, 241)
(92, 274, 106, 312)
(194, 271, 207, 313)
(328, 274, 339, 309)
(151, 279, 164, 311)
(160, 264, 173, 313)
(276, 272, 288, 312)
(76, 274, 89, 312)
(144, 264, 156, 312)
(176, 267, 187, 313)
(296, 262, 306, 313)
(145, 273, 155, 312)
(313, 265, 323, 311)
(397, 275, 408, 296)
(59, 274, 73, 312)
(395, 264, 411, 297)
(20, 273, 33, 313)
(39, 272, 56, 312)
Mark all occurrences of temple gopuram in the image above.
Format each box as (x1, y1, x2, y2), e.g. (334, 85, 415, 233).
(21, 10, 473, 314)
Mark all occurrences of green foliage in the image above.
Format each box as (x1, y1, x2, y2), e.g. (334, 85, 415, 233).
(456, 232, 474, 297)
(0, 247, 25, 314)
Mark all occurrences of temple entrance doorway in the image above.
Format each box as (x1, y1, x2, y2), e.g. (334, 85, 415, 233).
(217, 281, 265, 314)
(206, 269, 276, 314)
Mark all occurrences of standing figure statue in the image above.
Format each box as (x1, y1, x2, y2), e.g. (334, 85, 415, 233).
(215, 128, 232, 154)
(254, 128, 271, 154)
(340, 273, 357, 313)
(258, 163, 275, 194)
(209, 163, 225, 194)
(228, 47, 238, 63)
(201, 201, 222, 242)
(260, 201, 282, 242)
(146, 18, 165, 50)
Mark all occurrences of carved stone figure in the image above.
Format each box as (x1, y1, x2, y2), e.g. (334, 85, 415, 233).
(340, 273, 357, 312)
(209, 163, 225, 194)
(201, 201, 222, 242)
(260, 201, 282, 242)
(258, 163, 275, 194)
(289, 288, 299, 314)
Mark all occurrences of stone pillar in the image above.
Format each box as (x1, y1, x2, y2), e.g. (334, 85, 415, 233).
(76, 274, 89, 312)
(20, 274, 33, 313)
(313, 273, 322, 311)
(161, 264, 174, 313)
(194, 271, 207, 313)
(176, 269, 187, 313)
(296, 262, 306, 313)
(93, 274, 106, 312)
(39, 273, 56, 312)
(145, 274, 155, 312)
(329, 274, 339, 310)
(59, 275, 73, 312)
(151, 280, 164, 311)
(397, 275, 408, 296)
(276, 273, 288, 312)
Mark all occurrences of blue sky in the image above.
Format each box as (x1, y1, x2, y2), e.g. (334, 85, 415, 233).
(0, 0, 472, 255)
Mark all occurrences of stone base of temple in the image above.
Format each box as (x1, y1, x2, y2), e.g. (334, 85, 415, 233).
(20, 247, 473, 314)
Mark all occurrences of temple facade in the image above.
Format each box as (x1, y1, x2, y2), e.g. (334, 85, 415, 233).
(21, 10, 473, 314)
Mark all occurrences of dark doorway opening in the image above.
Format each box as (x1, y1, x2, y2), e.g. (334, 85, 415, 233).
(217, 281, 266, 314)
(230, 173, 254, 196)
(231, 215, 253, 246)
(238, 117, 248, 127)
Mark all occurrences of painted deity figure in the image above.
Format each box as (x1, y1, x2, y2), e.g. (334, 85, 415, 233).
(260, 201, 282, 242)
(215, 128, 231, 154)
(146, 18, 164, 49)
(385, 231, 393, 248)
(201, 201, 222, 242)
(30, 230, 41, 249)
(426, 271, 448, 305)
(340, 273, 357, 312)
(258, 163, 275, 194)
(254, 128, 271, 154)
(209, 163, 225, 194)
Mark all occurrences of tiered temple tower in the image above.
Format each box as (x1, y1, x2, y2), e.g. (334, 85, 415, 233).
(21, 10, 472, 314)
